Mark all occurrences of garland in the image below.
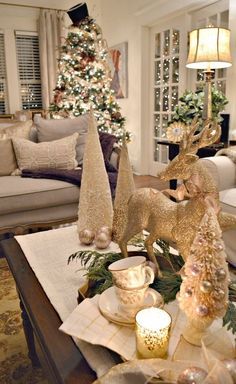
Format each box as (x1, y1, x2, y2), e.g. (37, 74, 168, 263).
(68, 239, 236, 337)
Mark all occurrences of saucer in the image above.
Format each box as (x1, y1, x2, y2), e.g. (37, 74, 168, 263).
(98, 286, 164, 326)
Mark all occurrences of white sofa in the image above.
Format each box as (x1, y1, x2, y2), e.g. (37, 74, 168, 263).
(199, 155, 236, 266)
(0, 117, 119, 234)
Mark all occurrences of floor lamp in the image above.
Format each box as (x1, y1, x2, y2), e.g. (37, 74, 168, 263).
(186, 26, 232, 120)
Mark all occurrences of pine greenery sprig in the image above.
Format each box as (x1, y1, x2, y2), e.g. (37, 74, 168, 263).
(223, 301, 236, 336)
(151, 271, 182, 303)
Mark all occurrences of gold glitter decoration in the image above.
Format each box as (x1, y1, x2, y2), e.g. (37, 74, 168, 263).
(119, 119, 236, 274)
(178, 207, 229, 345)
(112, 139, 135, 242)
(166, 121, 188, 142)
(77, 112, 113, 234)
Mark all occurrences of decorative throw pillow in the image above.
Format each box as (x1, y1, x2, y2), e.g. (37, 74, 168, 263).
(0, 139, 17, 176)
(0, 120, 32, 139)
(12, 133, 78, 171)
(36, 115, 89, 165)
(0, 120, 33, 176)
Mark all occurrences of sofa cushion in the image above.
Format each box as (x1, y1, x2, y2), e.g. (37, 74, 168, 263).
(220, 188, 236, 213)
(12, 133, 78, 171)
(36, 115, 88, 165)
(0, 176, 80, 215)
(0, 120, 32, 139)
(0, 120, 33, 176)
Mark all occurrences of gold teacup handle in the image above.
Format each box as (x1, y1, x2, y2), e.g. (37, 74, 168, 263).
(144, 289, 159, 306)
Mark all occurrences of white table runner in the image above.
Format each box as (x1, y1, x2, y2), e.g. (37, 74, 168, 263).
(15, 225, 139, 377)
(15, 225, 235, 379)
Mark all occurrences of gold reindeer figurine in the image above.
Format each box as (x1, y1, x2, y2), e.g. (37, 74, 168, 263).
(119, 119, 236, 276)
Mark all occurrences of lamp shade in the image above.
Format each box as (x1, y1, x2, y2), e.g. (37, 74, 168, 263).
(186, 27, 232, 69)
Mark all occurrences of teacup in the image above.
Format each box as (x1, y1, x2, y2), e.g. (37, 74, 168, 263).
(115, 284, 159, 319)
(108, 256, 154, 289)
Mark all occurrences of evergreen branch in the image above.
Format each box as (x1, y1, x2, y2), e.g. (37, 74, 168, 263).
(223, 301, 236, 336)
(228, 281, 236, 302)
(151, 271, 182, 303)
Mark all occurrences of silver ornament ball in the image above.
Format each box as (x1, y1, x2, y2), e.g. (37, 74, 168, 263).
(200, 280, 213, 293)
(196, 304, 209, 316)
(222, 359, 236, 383)
(215, 268, 227, 281)
(95, 231, 111, 249)
(177, 367, 208, 384)
(79, 229, 95, 245)
(190, 264, 201, 276)
(184, 287, 193, 297)
(96, 226, 112, 238)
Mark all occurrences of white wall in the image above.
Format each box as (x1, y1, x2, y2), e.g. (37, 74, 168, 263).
(100, 0, 219, 173)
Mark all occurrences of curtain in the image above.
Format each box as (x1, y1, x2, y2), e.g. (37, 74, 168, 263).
(39, 9, 65, 110)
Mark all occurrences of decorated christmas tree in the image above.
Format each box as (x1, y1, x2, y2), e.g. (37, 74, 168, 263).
(50, 3, 129, 141)
(178, 206, 229, 345)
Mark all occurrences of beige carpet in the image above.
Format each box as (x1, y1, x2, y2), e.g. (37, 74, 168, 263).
(0, 258, 48, 384)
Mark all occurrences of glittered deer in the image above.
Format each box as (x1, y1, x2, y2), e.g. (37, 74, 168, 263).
(119, 119, 236, 276)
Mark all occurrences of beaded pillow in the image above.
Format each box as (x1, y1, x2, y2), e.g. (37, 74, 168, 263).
(12, 133, 78, 171)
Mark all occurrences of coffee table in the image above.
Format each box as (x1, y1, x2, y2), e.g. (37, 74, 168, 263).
(2, 238, 96, 384)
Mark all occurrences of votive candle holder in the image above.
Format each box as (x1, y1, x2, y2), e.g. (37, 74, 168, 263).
(135, 307, 171, 358)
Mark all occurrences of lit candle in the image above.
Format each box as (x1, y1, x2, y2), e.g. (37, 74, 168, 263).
(135, 307, 171, 358)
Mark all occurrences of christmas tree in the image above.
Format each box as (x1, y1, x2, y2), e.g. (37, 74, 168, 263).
(178, 206, 229, 344)
(50, 3, 129, 142)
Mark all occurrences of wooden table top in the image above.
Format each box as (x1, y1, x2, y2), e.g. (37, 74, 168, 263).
(2, 238, 96, 384)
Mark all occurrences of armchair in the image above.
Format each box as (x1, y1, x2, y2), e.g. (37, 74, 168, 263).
(199, 155, 236, 266)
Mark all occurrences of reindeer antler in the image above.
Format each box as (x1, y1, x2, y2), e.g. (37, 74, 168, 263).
(180, 118, 221, 154)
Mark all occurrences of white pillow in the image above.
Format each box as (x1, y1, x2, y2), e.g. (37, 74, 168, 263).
(12, 133, 78, 171)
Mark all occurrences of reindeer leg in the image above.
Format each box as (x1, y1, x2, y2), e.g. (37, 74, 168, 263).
(145, 233, 162, 277)
(119, 224, 143, 258)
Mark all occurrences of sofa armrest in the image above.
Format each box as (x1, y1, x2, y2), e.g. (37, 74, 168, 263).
(199, 156, 236, 191)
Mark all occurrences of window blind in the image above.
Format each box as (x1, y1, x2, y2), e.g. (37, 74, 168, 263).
(0, 33, 7, 114)
(15, 32, 42, 110)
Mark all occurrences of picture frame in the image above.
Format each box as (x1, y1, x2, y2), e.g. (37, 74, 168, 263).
(108, 42, 128, 99)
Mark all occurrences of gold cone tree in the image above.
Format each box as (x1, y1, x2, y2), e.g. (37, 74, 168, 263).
(77, 112, 113, 234)
(112, 138, 135, 242)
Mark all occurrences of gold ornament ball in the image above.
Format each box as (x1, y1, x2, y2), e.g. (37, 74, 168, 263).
(222, 359, 236, 383)
(79, 229, 95, 245)
(95, 232, 111, 249)
(177, 367, 208, 384)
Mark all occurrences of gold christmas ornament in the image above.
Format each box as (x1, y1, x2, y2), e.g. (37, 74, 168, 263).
(95, 231, 111, 249)
(177, 367, 208, 384)
(166, 121, 187, 142)
(79, 229, 95, 245)
(77, 112, 113, 236)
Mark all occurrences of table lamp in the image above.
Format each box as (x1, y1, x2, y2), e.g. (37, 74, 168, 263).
(186, 26, 232, 119)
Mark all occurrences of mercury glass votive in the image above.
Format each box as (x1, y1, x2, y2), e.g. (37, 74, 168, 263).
(135, 307, 171, 358)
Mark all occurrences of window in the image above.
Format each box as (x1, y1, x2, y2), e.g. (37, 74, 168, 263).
(15, 32, 42, 110)
(153, 28, 180, 164)
(0, 32, 8, 114)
